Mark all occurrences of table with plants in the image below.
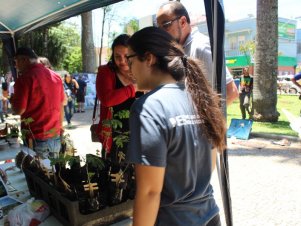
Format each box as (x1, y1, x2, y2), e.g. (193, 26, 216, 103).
(0, 111, 135, 226)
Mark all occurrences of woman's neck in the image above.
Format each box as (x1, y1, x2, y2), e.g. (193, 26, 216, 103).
(117, 69, 129, 77)
(150, 72, 176, 90)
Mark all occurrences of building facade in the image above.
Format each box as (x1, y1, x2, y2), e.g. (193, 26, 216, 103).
(199, 16, 298, 77)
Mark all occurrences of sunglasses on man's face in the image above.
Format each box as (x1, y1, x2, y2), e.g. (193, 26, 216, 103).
(159, 17, 181, 30)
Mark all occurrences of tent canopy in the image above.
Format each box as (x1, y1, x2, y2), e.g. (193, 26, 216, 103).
(0, 0, 122, 39)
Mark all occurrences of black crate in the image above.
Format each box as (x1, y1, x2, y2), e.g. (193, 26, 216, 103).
(24, 169, 133, 226)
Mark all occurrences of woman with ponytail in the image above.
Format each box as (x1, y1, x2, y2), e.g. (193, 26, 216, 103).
(126, 27, 226, 226)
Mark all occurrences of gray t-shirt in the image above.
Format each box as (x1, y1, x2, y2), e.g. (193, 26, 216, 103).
(184, 28, 233, 86)
(126, 83, 218, 226)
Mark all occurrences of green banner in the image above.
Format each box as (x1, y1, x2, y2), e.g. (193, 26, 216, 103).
(226, 56, 251, 67)
(278, 56, 297, 66)
(226, 56, 297, 67)
(278, 22, 296, 40)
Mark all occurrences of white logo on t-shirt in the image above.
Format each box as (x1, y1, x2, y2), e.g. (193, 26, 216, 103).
(169, 115, 202, 127)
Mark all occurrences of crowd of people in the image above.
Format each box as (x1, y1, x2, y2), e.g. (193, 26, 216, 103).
(7, 1, 301, 226)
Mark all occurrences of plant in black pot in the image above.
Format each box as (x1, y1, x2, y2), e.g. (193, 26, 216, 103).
(101, 110, 136, 206)
(49, 153, 76, 198)
(77, 154, 107, 214)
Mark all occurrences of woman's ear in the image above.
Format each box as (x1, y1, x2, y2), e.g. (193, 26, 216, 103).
(145, 52, 157, 67)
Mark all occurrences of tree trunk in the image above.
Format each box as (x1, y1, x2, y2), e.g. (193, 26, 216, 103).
(42, 28, 48, 57)
(252, 0, 279, 122)
(81, 11, 96, 73)
(99, 7, 107, 66)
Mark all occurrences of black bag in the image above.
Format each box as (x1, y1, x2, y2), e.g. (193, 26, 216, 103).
(90, 124, 99, 142)
(91, 97, 100, 142)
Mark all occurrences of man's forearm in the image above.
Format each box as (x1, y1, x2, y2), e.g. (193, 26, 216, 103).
(12, 107, 25, 115)
(60, 104, 64, 127)
(292, 79, 301, 89)
(11, 99, 25, 115)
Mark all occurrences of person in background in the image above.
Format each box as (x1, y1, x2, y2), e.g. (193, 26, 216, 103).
(76, 74, 87, 113)
(11, 47, 65, 159)
(63, 73, 79, 128)
(291, 72, 301, 116)
(96, 34, 138, 160)
(8, 77, 14, 97)
(126, 27, 226, 226)
(239, 67, 253, 119)
(156, 1, 239, 106)
(1, 75, 9, 117)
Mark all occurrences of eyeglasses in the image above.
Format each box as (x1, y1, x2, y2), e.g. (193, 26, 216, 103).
(159, 17, 181, 30)
(126, 54, 137, 67)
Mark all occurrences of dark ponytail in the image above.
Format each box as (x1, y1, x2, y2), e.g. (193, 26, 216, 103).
(185, 58, 226, 151)
(129, 27, 226, 150)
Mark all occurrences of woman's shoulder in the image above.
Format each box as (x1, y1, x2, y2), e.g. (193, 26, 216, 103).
(98, 64, 114, 75)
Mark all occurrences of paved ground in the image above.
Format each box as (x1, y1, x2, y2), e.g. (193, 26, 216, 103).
(6, 109, 300, 225)
(214, 138, 301, 226)
(65, 109, 301, 226)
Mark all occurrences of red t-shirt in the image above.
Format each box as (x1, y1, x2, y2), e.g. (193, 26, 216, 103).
(13, 64, 64, 140)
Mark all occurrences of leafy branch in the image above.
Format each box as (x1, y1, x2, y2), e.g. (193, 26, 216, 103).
(20, 117, 35, 148)
(101, 109, 130, 153)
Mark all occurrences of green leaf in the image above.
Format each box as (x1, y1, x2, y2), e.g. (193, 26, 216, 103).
(21, 117, 34, 125)
(68, 156, 80, 167)
(44, 128, 58, 137)
(49, 153, 72, 167)
(86, 155, 105, 169)
(87, 172, 95, 180)
(20, 129, 30, 140)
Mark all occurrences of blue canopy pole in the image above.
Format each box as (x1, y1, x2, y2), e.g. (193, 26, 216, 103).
(204, 0, 233, 225)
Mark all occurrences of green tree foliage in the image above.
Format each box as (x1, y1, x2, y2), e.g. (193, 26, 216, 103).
(123, 19, 139, 35)
(62, 46, 82, 73)
(17, 22, 81, 73)
(239, 40, 255, 66)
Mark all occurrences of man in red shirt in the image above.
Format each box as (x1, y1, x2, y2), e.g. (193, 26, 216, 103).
(11, 47, 65, 159)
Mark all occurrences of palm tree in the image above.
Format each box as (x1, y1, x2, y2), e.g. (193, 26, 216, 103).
(252, 0, 279, 122)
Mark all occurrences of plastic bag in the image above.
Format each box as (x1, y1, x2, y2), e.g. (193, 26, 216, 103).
(7, 198, 50, 226)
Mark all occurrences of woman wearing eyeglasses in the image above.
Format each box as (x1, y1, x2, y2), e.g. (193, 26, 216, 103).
(126, 27, 226, 226)
(96, 34, 138, 161)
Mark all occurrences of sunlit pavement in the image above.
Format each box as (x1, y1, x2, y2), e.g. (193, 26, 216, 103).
(63, 108, 102, 157)
(213, 137, 301, 225)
